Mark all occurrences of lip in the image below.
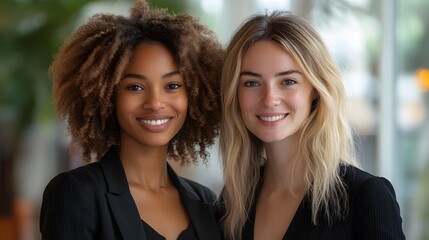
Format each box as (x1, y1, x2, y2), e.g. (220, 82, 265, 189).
(138, 114, 173, 120)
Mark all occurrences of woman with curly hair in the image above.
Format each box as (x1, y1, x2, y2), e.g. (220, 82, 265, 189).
(217, 11, 405, 240)
(40, 0, 224, 239)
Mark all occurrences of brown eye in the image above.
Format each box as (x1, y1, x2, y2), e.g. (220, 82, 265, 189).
(127, 85, 144, 91)
(167, 83, 182, 90)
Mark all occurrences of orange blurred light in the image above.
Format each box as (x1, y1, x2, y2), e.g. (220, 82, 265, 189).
(416, 68, 429, 92)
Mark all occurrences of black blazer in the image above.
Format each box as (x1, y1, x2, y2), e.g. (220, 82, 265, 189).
(218, 165, 406, 240)
(40, 147, 222, 240)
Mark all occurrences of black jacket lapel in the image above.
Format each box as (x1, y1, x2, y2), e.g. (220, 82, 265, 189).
(101, 148, 146, 240)
(184, 200, 222, 240)
(167, 165, 222, 240)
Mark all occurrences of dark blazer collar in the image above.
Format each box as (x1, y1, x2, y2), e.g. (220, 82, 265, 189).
(168, 165, 222, 240)
(100, 146, 128, 194)
(167, 164, 201, 201)
(100, 147, 146, 240)
(101, 147, 221, 240)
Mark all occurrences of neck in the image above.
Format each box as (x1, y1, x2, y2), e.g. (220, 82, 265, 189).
(263, 138, 306, 193)
(119, 141, 170, 190)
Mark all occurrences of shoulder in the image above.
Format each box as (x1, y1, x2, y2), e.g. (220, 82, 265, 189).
(340, 164, 396, 199)
(43, 162, 104, 198)
(40, 163, 104, 236)
(178, 176, 217, 203)
(340, 165, 405, 239)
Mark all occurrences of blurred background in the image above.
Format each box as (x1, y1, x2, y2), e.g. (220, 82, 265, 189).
(0, 0, 428, 239)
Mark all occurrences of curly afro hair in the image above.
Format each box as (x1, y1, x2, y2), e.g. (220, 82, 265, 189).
(50, 0, 225, 164)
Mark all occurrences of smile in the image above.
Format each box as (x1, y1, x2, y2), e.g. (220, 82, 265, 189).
(141, 119, 170, 125)
(258, 114, 286, 122)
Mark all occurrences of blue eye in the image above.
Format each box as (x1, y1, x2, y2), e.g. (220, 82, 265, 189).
(244, 81, 259, 87)
(167, 83, 182, 90)
(282, 79, 296, 85)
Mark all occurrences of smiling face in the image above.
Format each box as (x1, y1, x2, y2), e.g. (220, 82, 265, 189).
(116, 43, 187, 149)
(238, 40, 316, 144)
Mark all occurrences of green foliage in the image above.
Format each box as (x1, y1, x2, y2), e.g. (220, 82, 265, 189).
(0, 0, 98, 130)
(148, 0, 186, 14)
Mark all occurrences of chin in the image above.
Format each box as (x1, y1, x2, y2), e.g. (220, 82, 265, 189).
(257, 135, 286, 143)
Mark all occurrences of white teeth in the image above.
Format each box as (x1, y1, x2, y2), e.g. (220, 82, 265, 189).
(142, 119, 169, 125)
(259, 115, 285, 122)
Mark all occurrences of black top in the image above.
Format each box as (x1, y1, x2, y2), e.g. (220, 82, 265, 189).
(141, 219, 198, 240)
(40, 147, 222, 240)
(219, 165, 406, 240)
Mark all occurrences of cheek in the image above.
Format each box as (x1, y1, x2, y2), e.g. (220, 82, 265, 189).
(237, 91, 255, 111)
(115, 94, 136, 114)
(176, 96, 188, 129)
(175, 94, 188, 115)
(115, 95, 126, 115)
(237, 93, 256, 128)
(290, 92, 313, 113)
(115, 97, 130, 127)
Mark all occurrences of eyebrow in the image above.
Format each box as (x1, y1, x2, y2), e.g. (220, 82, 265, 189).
(240, 70, 302, 77)
(123, 71, 181, 80)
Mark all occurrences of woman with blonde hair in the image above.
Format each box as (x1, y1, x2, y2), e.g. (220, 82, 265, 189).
(40, 0, 224, 239)
(218, 10, 405, 239)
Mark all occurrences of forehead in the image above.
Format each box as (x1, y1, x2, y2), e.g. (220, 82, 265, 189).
(126, 43, 177, 72)
(241, 40, 299, 74)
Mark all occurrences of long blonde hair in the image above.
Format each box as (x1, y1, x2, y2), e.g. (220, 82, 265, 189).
(219, 11, 359, 240)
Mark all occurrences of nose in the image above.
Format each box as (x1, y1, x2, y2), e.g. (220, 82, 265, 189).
(143, 89, 166, 111)
(262, 84, 281, 107)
